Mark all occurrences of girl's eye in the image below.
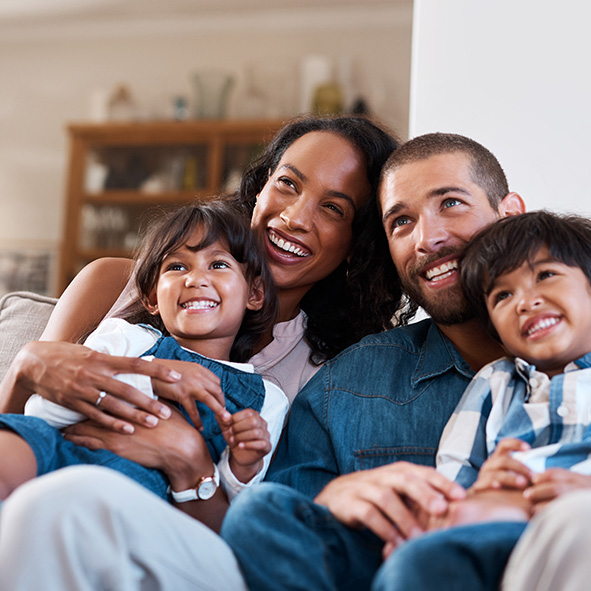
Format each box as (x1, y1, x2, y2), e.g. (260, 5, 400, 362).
(211, 260, 230, 270)
(538, 270, 556, 281)
(165, 262, 186, 272)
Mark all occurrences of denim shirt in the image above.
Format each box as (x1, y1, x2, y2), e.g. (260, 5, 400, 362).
(266, 319, 475, 498)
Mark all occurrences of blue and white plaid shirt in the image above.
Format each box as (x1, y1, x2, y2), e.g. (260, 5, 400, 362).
(437, 353, 591, 488)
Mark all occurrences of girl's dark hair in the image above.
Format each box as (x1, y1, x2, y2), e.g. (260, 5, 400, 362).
(125, 199, 277, 362)
(461, 210, 591, 340)
(231, 114, 404, 363)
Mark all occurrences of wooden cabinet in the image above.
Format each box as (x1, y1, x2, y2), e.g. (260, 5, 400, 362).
(58, 119, 283, 294)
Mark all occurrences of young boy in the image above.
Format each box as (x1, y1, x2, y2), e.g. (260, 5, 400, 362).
(380, 210, 591, 590)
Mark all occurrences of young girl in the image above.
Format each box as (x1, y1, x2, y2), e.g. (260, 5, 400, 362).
(0, 199, 289, 503)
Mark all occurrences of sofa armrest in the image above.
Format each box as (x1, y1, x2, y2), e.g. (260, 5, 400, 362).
(0, 291, 57, 383)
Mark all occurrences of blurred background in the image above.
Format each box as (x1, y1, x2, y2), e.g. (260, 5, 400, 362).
(0, 0, 589, 297)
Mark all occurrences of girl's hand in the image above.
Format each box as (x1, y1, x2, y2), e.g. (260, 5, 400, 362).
(219, 409, 271, 484)
(150, 359, 230, 430)
(525, 468, 591, 513)
(472, 438, 533, 491)
(1, 341, 180, 433)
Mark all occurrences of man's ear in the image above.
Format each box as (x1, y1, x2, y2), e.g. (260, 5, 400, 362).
(498, 192, 526, 218)
(246, 277, 265, 311)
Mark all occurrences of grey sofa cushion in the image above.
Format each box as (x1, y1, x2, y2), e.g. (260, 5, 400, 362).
(0, 291, 56, 383)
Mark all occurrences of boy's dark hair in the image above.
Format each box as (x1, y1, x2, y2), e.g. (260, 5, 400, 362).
(380, 132, 509, 210)
(126, 198, 277, 362)
(461, 210, 591, 340)
(230, 114, 403, 364)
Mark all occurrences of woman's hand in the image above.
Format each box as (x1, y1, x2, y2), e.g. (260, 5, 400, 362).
(0, 341, 181, 433)
(472, 438, 533, 492)
(64, 403, 231, 532)
(150, 359, 230, 430)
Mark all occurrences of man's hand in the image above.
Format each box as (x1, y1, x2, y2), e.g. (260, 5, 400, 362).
(472, 438, 533, 492)
(314, 462, 466, 550)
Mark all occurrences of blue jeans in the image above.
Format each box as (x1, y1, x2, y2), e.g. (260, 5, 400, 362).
(221, 483, 384, 591)
(373, 521, 527, 591)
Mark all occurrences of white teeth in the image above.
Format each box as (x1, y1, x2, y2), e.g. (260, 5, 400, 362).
(425, 260, 459, 281)
(527, 317, 560, 336)
(182, 300, 218, 310)
(268, 232, 310, 257)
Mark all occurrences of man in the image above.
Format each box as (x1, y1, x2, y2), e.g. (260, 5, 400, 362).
(220, 132, 528, 590)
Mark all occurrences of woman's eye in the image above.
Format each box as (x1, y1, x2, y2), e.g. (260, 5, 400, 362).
(324, 203, 344, 217)
(278, 176, 296, 190)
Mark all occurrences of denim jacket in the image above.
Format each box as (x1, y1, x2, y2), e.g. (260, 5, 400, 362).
(266, 319, 475, 498)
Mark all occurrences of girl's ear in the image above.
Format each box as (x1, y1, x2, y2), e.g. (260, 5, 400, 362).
(246, 277, 265, 311)
(144, 289, 159, 316)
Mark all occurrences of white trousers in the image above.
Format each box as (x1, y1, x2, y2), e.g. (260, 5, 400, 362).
(503, 490, 591, 591)
(0, 466, 248, 591)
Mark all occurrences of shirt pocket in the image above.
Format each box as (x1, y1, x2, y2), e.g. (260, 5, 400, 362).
(354, 445, 437, 471)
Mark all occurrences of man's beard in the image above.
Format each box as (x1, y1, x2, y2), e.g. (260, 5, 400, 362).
(400, 249, 475, 326)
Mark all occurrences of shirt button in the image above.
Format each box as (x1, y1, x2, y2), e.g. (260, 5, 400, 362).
(556, 405, 569, 417)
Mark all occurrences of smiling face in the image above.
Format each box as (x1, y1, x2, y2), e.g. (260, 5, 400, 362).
(250, 131, 371, 316)
(380, 152, 513, 325)
(148, 228, 263, 361)
(486, 246, 591, 375)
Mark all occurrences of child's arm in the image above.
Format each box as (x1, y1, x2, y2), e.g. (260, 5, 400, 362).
(217, 380, 289, 501)
(220, 409, 271, 483)
(525, 468, 591, 513)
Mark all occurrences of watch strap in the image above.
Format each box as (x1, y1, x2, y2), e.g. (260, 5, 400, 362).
(169, 464, 220, 503)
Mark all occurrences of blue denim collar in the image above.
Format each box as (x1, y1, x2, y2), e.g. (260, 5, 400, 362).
(411, 321, 475, 388)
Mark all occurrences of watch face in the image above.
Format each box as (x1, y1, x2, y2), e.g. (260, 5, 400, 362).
(197, 477, 217, 500)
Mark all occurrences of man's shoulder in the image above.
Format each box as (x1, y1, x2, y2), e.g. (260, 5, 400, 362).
(332, 318, 435, 361)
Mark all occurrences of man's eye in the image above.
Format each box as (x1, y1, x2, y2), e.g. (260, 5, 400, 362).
(394, 216, 410, 228)
(443, 198, 461, 208)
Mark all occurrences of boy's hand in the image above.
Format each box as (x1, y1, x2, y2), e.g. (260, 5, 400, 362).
(525, 468, 591, 513)
(472, 438, 533, 492)
(218, 409, 271, 484)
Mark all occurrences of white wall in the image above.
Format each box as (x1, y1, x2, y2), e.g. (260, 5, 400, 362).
(410, 0, 591, 215)
(0, 3, 412, 268)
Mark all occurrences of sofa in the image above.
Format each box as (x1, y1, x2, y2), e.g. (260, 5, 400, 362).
(0, 291, 57, 383)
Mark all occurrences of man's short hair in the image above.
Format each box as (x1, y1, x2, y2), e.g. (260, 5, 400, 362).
(380, 132, 509, 209)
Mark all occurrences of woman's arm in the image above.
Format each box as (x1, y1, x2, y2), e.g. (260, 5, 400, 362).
(0, 258, 180, 428)
(63, 405, 231, 532)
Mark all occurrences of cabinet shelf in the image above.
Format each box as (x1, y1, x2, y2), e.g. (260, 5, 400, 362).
(58, 119, 283, 293)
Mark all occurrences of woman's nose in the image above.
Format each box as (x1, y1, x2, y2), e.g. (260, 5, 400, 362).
(279, 196, 314, 232)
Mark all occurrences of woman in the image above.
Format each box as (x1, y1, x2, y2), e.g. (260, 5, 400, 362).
(0, 115, 401, 589)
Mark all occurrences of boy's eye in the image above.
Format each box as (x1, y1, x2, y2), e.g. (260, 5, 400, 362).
(211, 260, 230, 270)
(492, 290, 511, 305)
(538, 270, 556, 281)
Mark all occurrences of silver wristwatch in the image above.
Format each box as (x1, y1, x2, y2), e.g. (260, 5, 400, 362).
(169, 464, 220, 502)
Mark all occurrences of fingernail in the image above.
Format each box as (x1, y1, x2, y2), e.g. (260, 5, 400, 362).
(159, 406, 171, 419)
(122, 423, 135, 434)
(145, 415, 159, 427)
(169, 370, 182, 381)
